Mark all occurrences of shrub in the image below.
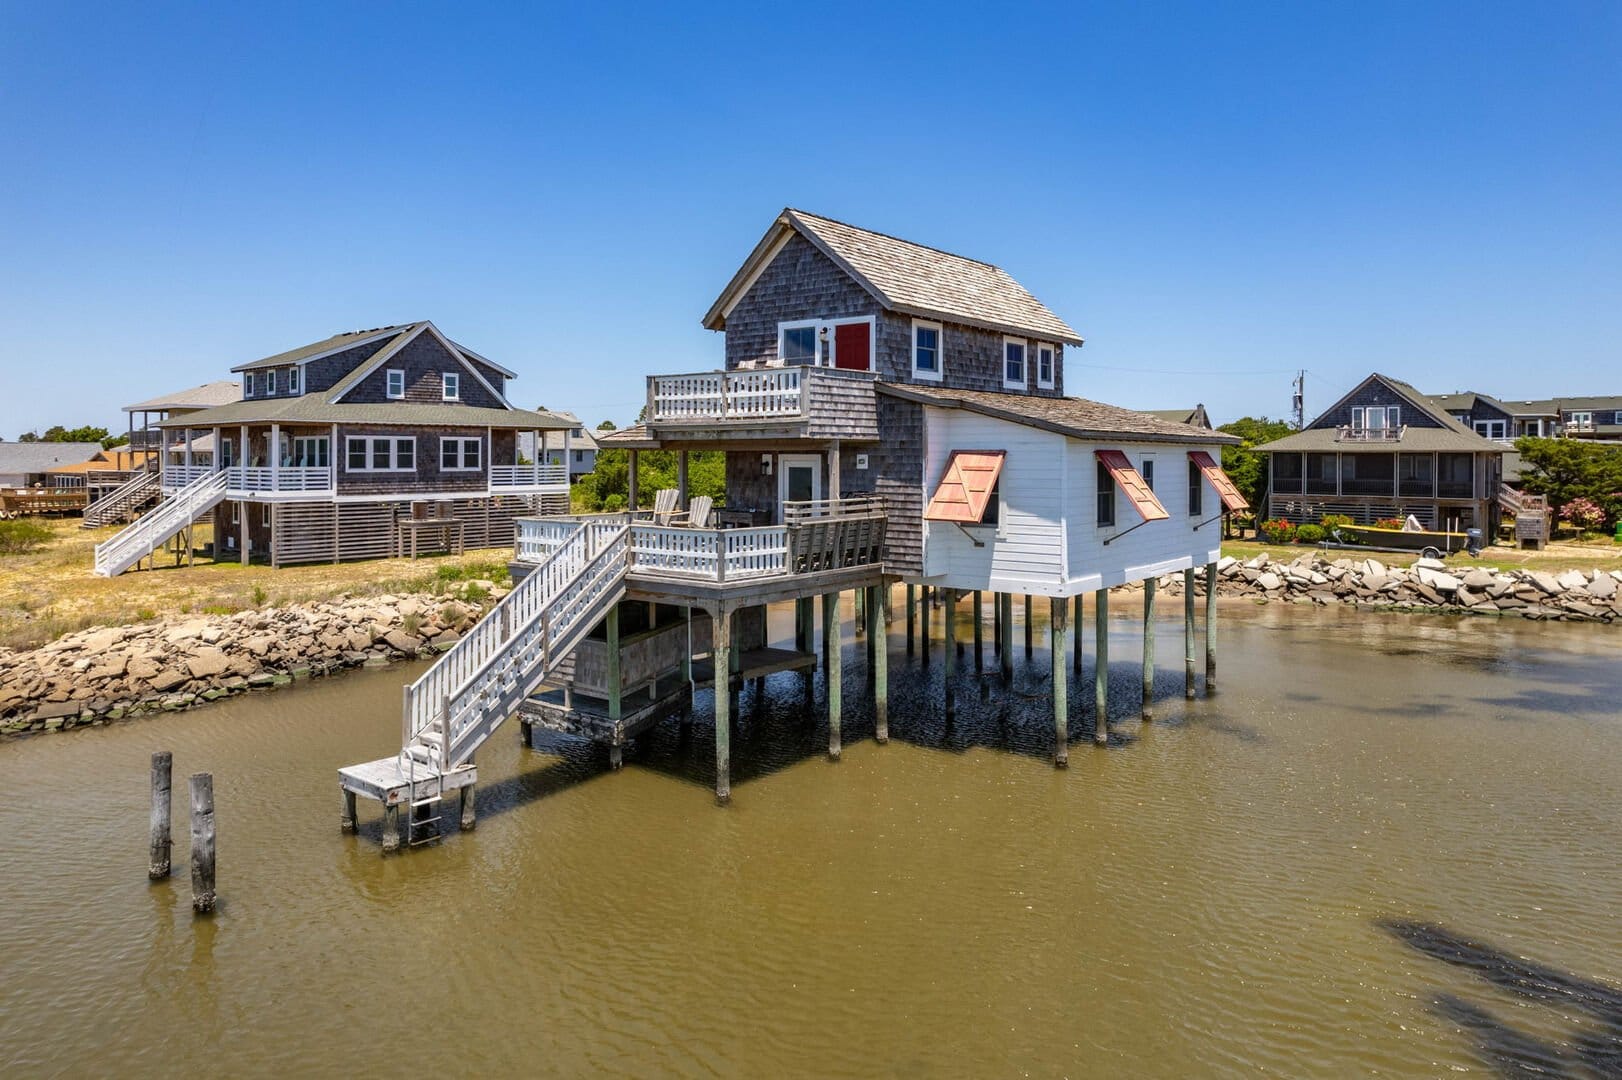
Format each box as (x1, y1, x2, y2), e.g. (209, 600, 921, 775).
(1372, 517, 1405, 530)
(0, 519, 52, 555)
(461, 582, 490, 604)
(1259, 518, 1297, 544)
(1295, 523, 1326, 543)
(1319, 513, 1353, 529)
(250, 584, 268, 607)
(1562, 496, 1606, 533)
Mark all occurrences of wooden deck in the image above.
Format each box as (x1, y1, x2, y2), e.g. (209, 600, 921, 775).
(338, 757, 477, 806)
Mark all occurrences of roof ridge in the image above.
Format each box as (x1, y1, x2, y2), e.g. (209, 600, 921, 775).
(786, 208, 1002, 271)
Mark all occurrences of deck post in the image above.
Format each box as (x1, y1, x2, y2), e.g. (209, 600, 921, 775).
(854, 586, 865, 639)
(149, 751, 172, 878)
(627, 450, 639, 511)
(920, 586, 931, 665)
(824, 591, 842, 760)
(870, 584, 888, 743)
(1143, 578, 1157, 720)
(381, 803, 401, 853)
(238, 500, 249, 566)
(795, 596, 813, 652)
(905, 584, 915, 655)
(1074, 595, 1084, 674)
(341, 789, 358, 835)
(606, 604, 622, 726)
(1024, 594, 1033, 658)
(973, 591, 984, 671)
(677, 450, 689, 509)
(1051, 597, 1069, 767)
(943, 588, 958, 717)
(999, 593, 1013, 685)
(714, 605, 732, 804)
(1094, 590, 1109, 745)
(1184, 568, 1196, 699)
(993, 592, 1002, 656)
(189, 773, 216, 914)
(459, 781, 476, 830)
(1205, 562, 1218, 695)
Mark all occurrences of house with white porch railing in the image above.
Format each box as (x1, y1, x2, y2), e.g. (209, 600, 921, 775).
(92, 321, 573, 575)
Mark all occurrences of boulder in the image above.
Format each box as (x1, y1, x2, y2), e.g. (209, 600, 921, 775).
(1257, 572, 1283, 591)
(1557, 569, 1590, 591)
(127, 657, 162, 680)
(384, 629, 421, 654)
(148, 668, 191, 693)
(1415, 566, 1462, 592)
(1528, 571, 1563, 595)
(185, 648, 231, 678)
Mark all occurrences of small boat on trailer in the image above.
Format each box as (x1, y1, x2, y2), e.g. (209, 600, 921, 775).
(1328, 524, 1482, 559)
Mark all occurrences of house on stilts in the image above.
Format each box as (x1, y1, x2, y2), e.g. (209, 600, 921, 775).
(90, 322, 573, 576)
(338, 209, 1248, 851)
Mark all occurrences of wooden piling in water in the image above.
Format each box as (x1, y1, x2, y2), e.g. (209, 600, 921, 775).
(1142, 578, 1157, 721)
(871, 584, 888, 743)
(459, 783, 476, 830)
(149, 751, 172, 878)
(189, 773, 216, 914)
(381, 804, 401, 853)
(999, 593, 1013, 684)
(1023, 594, 1033, 658)
(993, 591, 1002, 656)
(1094, 591, 1109, 745)
(1205, 561, 1217, 695)
(905, 584, 916, 655)
(1051, 597, 1069, 767)
(714, 606, 732, 804)
(1184, 567, 1196, 699)
(920, 585, 931, 665)
(943, 588, 958, 717)
(973, 591, 984, 672)
(1073, 594, 1084, 675)
(341, 789, 358, 835)
(824, 591, 842, 760)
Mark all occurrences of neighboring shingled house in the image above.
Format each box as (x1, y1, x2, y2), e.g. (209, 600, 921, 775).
(1144, 405, 1212, 430)
(539, 411, 601, 479)
(1263, 373, 1503, 533)
(0, 443, 104, 488)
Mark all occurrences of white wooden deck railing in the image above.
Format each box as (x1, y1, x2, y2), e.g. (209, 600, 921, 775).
(648, 368, 808, 422)
(489, 463, 567, 488)
(162, 464, 212, 489)
(228, 466, 332, 492)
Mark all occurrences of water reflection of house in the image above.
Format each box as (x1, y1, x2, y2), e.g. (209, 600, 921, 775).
(1262, 373, 1504, 533)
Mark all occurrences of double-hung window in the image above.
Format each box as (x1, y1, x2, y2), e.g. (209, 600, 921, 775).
(287, 367, 301, 395)
(266, 370, 278, 396)
(346, 436, 415, 471)
(1141, 455, 1155, 491)
(442, 372, 460, 401)
(243, 372, 256, 398)
(1096, 460, 1116, 527)
(778, 322, 819, 366)
(440, 437, 482, 471)
(385, 369, 406, 399)
(911, 319, 942, 381)
(1188, 459, 1204, 516)
(1035, 344, 1055, 389)
(1003, 338, 1027, 390)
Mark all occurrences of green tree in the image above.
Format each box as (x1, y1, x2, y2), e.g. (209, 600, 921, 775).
(17, 424, 114, 445)
(1217, 416, 1296, 511)
(1514, 437, 1622, 524)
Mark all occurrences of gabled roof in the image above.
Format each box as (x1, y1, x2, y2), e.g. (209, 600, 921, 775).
(48, 448, 157, 474)
(123, 380, 242, 413)
(1497, 398, 1560, 415)
(1261, 373, 1501, 453)
(704, 209, 1083, 345)
(539, 411, 602, 452)
(1144, 405, 1211, 429)
(326, 322, 511, 407)
(1426, 390, 1510, 416)
(0, 443, 105, 474)
(879, 384, 1238, 445)
(1553, 395, 1622, 411)
(229, 322, 519, 380)
(152, 398, 571, 430)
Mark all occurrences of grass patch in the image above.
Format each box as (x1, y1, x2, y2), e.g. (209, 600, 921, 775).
(0, 519, 53, 555)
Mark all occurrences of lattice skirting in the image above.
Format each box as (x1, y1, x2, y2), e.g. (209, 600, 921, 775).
(269, 495, 554, 566)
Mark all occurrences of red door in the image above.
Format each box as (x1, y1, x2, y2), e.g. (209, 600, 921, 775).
(833, 323, 871, 371)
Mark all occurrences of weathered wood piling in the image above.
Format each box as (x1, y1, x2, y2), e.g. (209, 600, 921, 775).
(714, 607, 732, 803)
(1205, 561, 1218, 694)
(1093, 590, 1109, 745)
(1183, 567, 1197, 699)
(973, 591, 984, 671)
(824, 591, 841, 760)
(189, 773, 216, 915)
(149, 751, 172, 880)
(870, 584, 888, 743)
(1142, 578, 1156, 721)
(1051, 596, 1068, 767)
(943, 588, 957, 717)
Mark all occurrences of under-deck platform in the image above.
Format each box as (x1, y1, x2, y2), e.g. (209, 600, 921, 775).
(338, 757, 477, 807)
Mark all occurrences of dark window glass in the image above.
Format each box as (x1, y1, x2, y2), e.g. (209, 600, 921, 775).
(347, 440, 365, 470)
(1096, 460, 1116, 527)
(1005, 342, 1026, 384)
(915, 326, 939, 372)
(1189, 459, 1203, 516)
(1142, 458, 1155, 491)
(983, 479, 1000, 526)
(782, 326, 817, 364)
(396, 439, 415, 471)
(1437, 453, 1472, 497)
(1271, 452, 1303, 493)
(371, 439, 391, 469)
(1305, 452, 1338, 494)
(1340, 453, 1395, 495)
(441, 441, 458, 470)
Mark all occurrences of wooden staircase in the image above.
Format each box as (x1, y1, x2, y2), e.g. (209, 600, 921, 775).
(92, 471, 229, 576)
(1499, 484, 1550, 549)
(82, 469, 160, 527)
(341, 521, 632, 844)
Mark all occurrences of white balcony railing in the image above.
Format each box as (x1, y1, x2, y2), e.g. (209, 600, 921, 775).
(161, 464, 212, 489)
(1335, 425, 1407, 442)
(489, 463, 568, 488)
(163, 465, 333, 493)
(648, 368, 808, 423)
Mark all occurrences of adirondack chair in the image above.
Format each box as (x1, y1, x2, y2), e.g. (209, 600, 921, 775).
(650, 488, 680, 524)
(672, 495, 714, 528)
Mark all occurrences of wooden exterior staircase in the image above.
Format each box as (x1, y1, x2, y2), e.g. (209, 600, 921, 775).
(82, 468, 161, 527)
(92, 471, 229, 577)
(1499, 484, 1550, 549)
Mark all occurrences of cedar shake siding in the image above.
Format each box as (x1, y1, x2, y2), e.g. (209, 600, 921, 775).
(335, 425, 490, 496)
(723, 232, 1064, 397)
(301, 339, 396, 395)
(1315, 382, 1444, 431)
(465, 359, 508, 401)
(343, 334, 505, 409)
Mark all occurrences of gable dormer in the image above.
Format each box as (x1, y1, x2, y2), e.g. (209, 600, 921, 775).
(704, 209, 1081, 398)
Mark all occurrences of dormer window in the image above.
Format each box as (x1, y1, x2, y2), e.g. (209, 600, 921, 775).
(1003, 338, 1027, 390)
(386, 369, 406, 400)
(1350, 406, 1400, 438)
(442, 372, 460, 401)
(266, 369, 278, 396)
(912, 319, 943, 382)
(1036, 344, 1055, 389)
(244, 372, 256, 398)
(287, 367, 301, 395)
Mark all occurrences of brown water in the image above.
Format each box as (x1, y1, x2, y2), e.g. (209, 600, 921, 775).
(2, 599, 1620, 1078)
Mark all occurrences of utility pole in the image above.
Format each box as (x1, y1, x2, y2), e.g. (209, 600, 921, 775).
(1291, 370, 1305, 430)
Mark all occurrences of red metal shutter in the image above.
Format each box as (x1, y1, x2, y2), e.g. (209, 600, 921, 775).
(1188, 450, 1249, 511)
(1095, 450, 1169, 521)
(925, 450, 1007, 523)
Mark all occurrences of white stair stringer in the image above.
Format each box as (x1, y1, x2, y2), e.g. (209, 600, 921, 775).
(399, 522, 630, 780)
(83, 469, 160, 527)
(92, 471, 229, 577)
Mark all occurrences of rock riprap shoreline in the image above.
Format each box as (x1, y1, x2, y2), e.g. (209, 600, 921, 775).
(0, 585, 503, 735)
(1167, 552, 1622, 621)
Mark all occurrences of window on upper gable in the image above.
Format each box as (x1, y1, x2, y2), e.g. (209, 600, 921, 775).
(266, 369, 278, 396)
(779, 323, 818, 366)
(386, 369, 406, 399)
(1035, 344, 1055, 389)
(1003, 339, 1027, 390)
(912, 320, 943, 381)
(287, 367, 301, 395)
(1096, 459, 1116, 527)
(442, 372, 460, 401)
(243, 372, 255, 398)
(1141, 455, 1155, 491)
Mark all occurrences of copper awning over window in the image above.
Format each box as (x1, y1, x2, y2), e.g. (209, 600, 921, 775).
(1095, 449, 1169, 522)
(924, 450, 1006, 523)
(1188, 450, 1250, 511)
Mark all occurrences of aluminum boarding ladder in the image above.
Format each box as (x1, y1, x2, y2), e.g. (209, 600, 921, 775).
(396, 521, 632, 840)
(92, 470, 230, 577)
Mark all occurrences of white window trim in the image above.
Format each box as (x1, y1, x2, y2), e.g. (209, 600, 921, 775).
(1473, 420, 1506, 440)
(1035, 343, 1056, 389)
(344, 435, 417, 472)
(776, 320, 820, 367)
(826, 315, 876, 372)
(385, 369, 406, 400)
(911, 318, 943, 382)
(439, 436, 483, 472)
(261, 503, 272, 527)
(1002, 336, 1028, 390)
(442, 372, 460, 401)
(288, 367, 301, 396)
(290, 435, 329, 468)
(1140, 453, 1155, 492)
(243, 372, 255, 398)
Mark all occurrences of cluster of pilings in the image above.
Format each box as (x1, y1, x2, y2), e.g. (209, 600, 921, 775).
(148, 750, 216, 914)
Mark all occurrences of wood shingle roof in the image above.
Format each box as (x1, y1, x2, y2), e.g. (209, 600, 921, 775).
(878, 384, 1238, 445)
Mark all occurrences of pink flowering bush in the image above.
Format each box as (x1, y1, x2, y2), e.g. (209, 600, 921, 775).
(1561, 497, 1606, 533)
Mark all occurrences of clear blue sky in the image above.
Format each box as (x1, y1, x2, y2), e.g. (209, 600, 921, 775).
(2, 2, 1618, 438)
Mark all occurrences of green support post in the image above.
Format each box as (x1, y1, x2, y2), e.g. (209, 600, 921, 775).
(714, 607, 731, 805)
(1051, 596, 1068, 767)
(824, 591, 841, 760)
(1094, 589, 1109, 745)
(1024, 594, 1033, 658)
(1142, 577, 1156, 721)
(1205, 561, 1217, 695)
(1184, 567, 1196, 699)
(943, 588, 957, 717)
(973, 590, 984, 672)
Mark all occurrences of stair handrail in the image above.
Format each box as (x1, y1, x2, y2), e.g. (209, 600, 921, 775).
(85, 469, 159, 525)
(93, 470, 228, 576)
